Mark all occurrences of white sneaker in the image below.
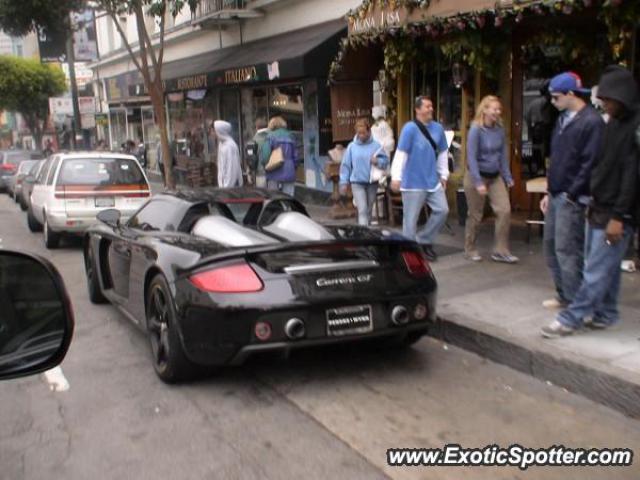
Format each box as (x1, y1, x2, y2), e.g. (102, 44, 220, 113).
(542, 298, 567, 309)
(541, 320, 576, 338)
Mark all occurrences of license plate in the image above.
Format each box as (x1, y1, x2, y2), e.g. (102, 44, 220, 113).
(326, 304, 373, 337)
(95, 197, 115, 208)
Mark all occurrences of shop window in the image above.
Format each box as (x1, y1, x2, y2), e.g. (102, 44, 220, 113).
(220, 89, 241, 146)
(241, 87, 269, 148)
(109, 109, 127, 151)
(168, 93, 206, 160)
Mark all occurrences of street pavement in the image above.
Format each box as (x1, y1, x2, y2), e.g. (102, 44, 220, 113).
(1, 193, 640, 480)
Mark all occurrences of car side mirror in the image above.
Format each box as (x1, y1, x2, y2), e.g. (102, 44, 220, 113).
(0, 250, 74, 381)
(97, 208, 121, 228)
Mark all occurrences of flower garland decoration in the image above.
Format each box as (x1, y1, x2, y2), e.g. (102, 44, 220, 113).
(328, 0, 638, 84)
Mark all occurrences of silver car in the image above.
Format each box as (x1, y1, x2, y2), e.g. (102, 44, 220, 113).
(10, 159, 41, 203)
(28, 152, 151, 248)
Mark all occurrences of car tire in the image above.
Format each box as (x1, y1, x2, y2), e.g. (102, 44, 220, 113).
(19, 196, 27, 211)
(43, 215, 61, 249)
(27, 206, 43, 232)
(146, 274, 198, 383)
(85, 245, 107, 304)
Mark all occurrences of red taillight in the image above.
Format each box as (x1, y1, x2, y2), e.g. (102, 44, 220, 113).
(189, 263, 263, 293)
(402, 251, 431, 277)
(1, 163, 16, 172)
(54, 185, 151, 199)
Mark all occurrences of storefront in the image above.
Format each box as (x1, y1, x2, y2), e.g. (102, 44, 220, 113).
(331, 0, 639, 210)
(160, 20, 344, 190)
(103, 71, 158, 168)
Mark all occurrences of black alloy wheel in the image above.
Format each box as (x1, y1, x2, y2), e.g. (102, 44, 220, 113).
(146, 275, 196, 383)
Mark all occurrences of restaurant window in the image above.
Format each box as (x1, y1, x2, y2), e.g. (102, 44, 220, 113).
(220, 89, 241, 146)
(241, 87, 269, 148)
(167, 92, 206, 160)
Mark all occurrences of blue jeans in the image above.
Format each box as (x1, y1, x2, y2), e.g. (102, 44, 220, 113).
(543, 193, 586, 303)
(402, 188, 449, 245)
(267, 180, 295, 197)
(558, 223, 634, 328)
(351, 183, 378, 226)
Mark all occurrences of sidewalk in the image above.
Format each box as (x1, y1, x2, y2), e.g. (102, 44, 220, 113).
(309, 205, 640, 419)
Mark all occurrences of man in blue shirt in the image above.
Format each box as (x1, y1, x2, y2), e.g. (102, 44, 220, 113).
(538, 72, 604, 312)
(391, 96, 450, 261)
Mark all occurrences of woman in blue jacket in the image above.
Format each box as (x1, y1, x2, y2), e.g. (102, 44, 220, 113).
(339, 117, 389, 226)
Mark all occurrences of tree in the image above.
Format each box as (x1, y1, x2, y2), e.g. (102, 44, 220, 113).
(0, 56, 66, 149)
(90, 0, 199, 189)
(0, 0, 83, 37)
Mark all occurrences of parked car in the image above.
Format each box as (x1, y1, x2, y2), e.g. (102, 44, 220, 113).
(28, 152, 151, 249)
(83, 188, 437, 383)
(17, 161, 45, 211)
(10, 159, 41, 203)
(0, 150, 44, 194)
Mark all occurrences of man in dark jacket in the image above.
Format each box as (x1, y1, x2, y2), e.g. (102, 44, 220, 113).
(539, 72, 605, 310)
(542, 65, 639, 338)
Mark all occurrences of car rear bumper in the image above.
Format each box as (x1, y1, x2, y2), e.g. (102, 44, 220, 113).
(47, 211, 132, 233)
(227, 323, 429, 365)
(178, 292, 437, 366)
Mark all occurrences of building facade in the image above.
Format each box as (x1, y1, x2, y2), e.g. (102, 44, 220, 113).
(330, 0, 640, 210)
(92, 0, 361, 191)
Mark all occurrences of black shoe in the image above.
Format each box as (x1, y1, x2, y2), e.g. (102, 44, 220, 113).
(422, 244, 437, 262)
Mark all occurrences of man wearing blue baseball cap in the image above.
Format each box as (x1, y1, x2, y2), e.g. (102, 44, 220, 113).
(543, 65, 640, 338)
(539, 72, 605, 315)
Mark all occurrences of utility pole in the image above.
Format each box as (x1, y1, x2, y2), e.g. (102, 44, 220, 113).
(66, 13, 83, 150)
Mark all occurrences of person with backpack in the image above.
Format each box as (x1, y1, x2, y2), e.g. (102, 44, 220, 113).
(390, 95, 449, 261)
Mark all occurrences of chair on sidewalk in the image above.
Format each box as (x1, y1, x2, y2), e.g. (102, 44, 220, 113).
(526, 177, 547, 243)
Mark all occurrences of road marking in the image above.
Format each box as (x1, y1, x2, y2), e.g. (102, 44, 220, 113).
(43, 366, 70, 392)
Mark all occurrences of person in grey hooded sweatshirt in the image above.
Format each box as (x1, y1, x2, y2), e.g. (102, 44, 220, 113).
(215, 120, 243, 188)
(542, 65, 640, 338)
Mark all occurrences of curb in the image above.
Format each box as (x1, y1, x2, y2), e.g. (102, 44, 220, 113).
(428, 315, 640, 419)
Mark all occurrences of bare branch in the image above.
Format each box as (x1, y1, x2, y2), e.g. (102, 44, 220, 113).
(135, 2, 161, 80)
(157, 4, 167, 76)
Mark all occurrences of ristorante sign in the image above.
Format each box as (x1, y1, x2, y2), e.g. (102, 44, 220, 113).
(224, 66, 258, 84)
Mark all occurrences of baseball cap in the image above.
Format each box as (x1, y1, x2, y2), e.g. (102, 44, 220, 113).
(548, 72, 591, 95)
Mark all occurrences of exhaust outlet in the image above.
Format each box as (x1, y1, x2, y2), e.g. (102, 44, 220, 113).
(391, 305, 409, 325)
(285, 318, 306, 340)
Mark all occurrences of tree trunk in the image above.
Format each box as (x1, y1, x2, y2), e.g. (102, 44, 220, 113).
(23, 113, 42, 151)
(149, 78, 174, 189)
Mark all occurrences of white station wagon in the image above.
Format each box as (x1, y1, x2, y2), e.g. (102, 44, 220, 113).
(28, 152, 151, 248)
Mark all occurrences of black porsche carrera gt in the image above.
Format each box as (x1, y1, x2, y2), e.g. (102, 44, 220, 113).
(83, 188, 437, 382)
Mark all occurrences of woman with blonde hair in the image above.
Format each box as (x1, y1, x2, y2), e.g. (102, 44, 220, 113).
(463, 95, 518, 263)
(261, 116, 298, 196)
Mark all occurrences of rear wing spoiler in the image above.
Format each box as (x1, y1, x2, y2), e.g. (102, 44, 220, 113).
(181, 237, 422, 276)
